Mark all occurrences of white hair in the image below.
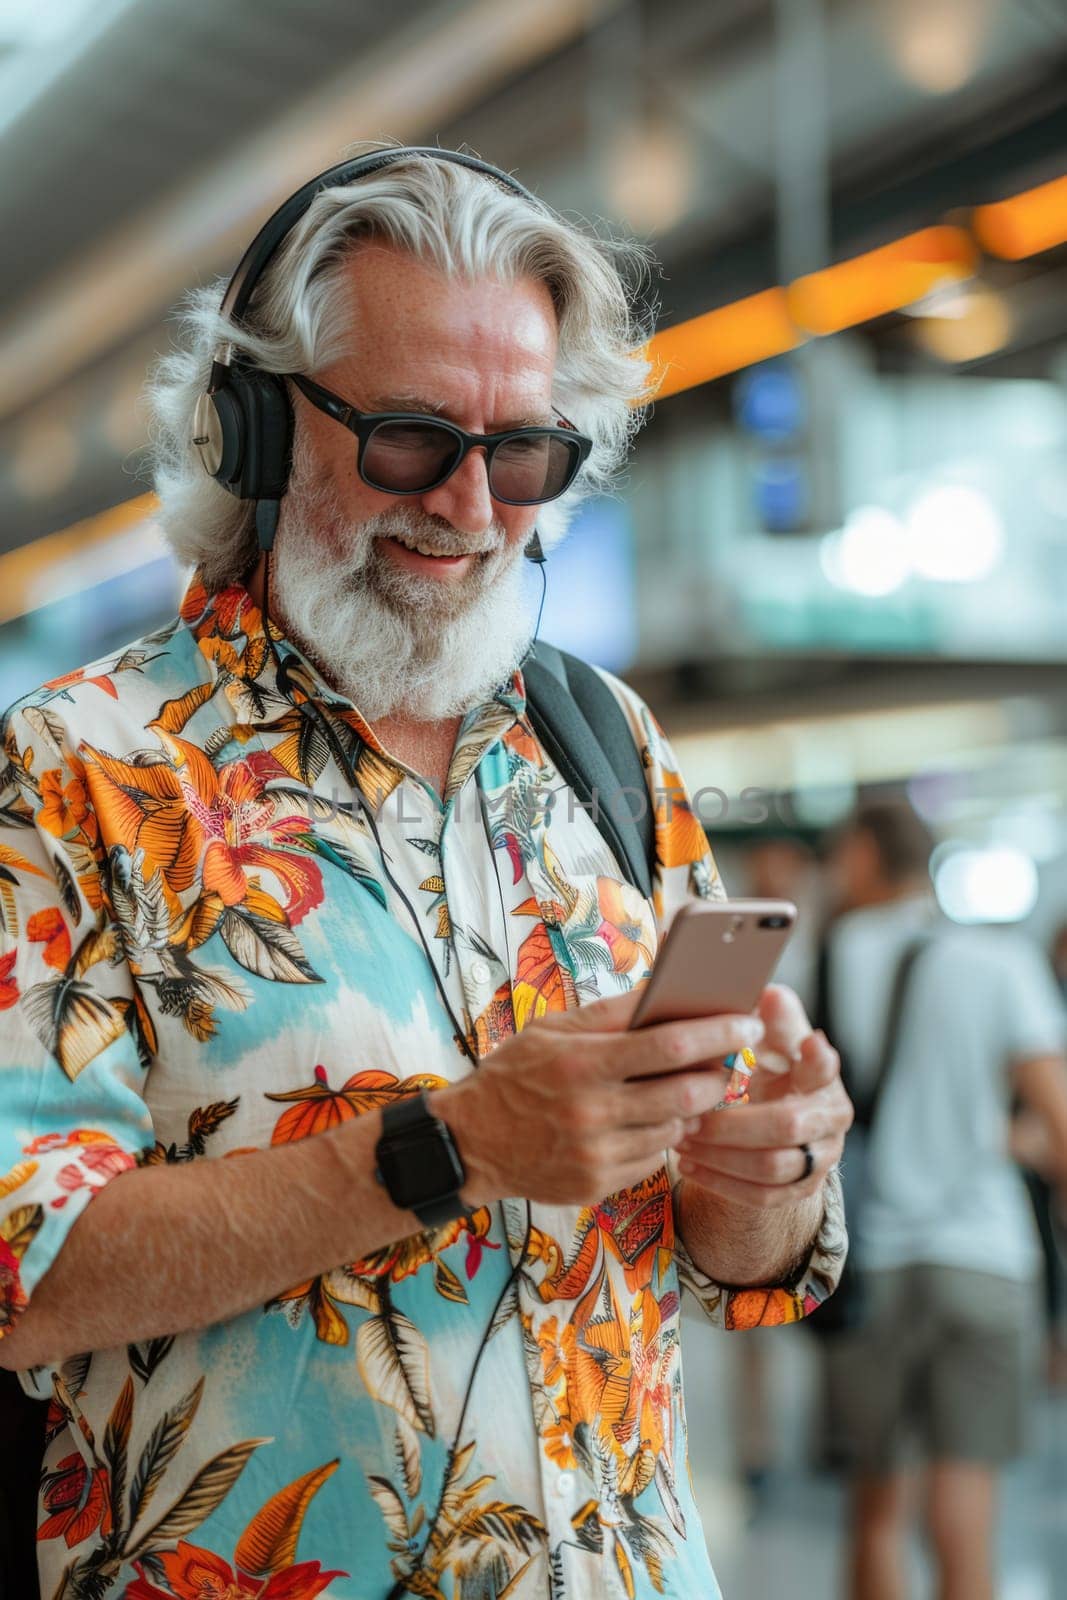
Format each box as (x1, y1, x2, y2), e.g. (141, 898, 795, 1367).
(145, 147, 655, 591)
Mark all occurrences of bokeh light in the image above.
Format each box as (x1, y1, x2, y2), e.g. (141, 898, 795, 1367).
(905, 484, 1003, 583)
(933, 844, 1039, 923)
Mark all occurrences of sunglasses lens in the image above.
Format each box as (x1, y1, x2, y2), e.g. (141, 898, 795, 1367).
(490, 433, 580, 504)
(361, 421, 461, 492)
(360, 419, 582, 504)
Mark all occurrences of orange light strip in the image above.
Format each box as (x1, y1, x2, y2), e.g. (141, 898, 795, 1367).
(5, 172, 1065, 599)
(645, 225, 978, 395)
(0, 493, 159, 626)
(787, 225, 977, 336)
(644, 288, 801, 400)
(974, 174, 1067, 261)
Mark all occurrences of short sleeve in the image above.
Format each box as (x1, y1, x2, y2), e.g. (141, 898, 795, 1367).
(0, 704, 155, 1349)
(992, 935, 1067, 1065)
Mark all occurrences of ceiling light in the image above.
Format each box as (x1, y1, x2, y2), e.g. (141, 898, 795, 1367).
(878, 0, 994, 95)
(934, 846, 1038, 923)
(914, 284, 1012, 363)
(905, 484, 1003, 582)
(820, 506, 911, 597)
(607, 116, 695, 236)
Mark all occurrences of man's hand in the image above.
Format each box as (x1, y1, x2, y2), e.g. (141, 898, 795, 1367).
(673, 984, 853, 1207)
(438, 991, 764, 1208)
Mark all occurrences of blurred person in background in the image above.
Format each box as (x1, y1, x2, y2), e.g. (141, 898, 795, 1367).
(730, 832, 824, 1504)
(1007, 922, 1067, 1387)
(743, 834, 821, 1014)
(817, 801, 1067, 1600)
(0, 148, 850, 1600)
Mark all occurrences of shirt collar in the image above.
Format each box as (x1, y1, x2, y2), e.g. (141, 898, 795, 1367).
(178, 571, 529, 785)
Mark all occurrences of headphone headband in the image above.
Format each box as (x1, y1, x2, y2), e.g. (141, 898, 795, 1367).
(219, 146, 540, 327)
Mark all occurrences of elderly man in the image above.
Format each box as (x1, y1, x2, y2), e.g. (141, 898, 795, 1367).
(0, 148, 849, 1600)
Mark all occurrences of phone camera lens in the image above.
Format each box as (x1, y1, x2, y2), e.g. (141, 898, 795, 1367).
(759, 915, 788, 929)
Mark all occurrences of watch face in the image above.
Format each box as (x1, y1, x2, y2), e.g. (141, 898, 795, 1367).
(378, 1127, 465, 1210)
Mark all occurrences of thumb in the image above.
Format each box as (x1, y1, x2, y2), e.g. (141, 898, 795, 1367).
(784, 1029, 840, 1095)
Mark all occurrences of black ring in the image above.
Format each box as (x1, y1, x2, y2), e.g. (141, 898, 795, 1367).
(795, 1142, 815, 1183)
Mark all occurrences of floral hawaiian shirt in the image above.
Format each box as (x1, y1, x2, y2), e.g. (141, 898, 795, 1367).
(0, 574, 845, 1600)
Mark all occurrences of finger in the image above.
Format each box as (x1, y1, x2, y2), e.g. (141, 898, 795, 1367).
(675, 1158, 827, 1210)
(677, 1134, 839, 1187)
(609, 1117, 704, 1166)
(619, 1069, 730, 1127)
(756, 984, 811, 1062)
(546, 989, 642, 1034)
(611, 1012, 765, 1082)
(677, 1091, 851, 1151)
(787, 1030, 841, 1095)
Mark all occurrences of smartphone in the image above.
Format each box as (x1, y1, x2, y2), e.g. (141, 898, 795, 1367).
(629, 898, 797, 1031)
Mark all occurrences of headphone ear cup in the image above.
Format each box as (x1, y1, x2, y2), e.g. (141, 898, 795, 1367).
(192, 384, 245, 488)
(238, 371, 293, 501)
(193, 369, 292, 500)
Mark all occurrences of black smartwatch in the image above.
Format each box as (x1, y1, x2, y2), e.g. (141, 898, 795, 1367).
(374, 1090, 471, 1230)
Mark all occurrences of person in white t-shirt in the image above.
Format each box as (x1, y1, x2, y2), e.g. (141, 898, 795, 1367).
(819, 802, 1067, 1600)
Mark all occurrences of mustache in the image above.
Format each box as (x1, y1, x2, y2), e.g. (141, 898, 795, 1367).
(364, 510, 506, 559)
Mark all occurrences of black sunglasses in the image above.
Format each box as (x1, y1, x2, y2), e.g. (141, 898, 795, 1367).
(288, 373, 593, 506)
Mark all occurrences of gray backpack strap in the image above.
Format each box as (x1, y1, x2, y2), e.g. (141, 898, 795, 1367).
(523, 643, 655, 902)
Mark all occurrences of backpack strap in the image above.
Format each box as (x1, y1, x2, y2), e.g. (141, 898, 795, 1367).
(865, 935, 932, 1128)
(522, 643, 655, 902)
(816, 930, 933, 1130)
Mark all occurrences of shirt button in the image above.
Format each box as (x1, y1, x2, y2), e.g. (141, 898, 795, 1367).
(554, 1471, 576, 1497)
(470, 958, 492, 986)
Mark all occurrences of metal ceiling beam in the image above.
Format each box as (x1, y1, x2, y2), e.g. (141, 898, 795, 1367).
(0, 0, 619, 424)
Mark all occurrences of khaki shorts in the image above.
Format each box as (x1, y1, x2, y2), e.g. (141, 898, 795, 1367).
(822, 1264, 1041, 1471)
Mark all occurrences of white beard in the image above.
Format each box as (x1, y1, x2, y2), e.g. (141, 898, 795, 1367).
(269, 449, 537, 721)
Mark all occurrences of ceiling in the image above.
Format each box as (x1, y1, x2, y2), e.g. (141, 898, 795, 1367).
(1, 0, 1065, 552)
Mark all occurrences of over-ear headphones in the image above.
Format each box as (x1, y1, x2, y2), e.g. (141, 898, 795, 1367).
(191, 146, 542, 550)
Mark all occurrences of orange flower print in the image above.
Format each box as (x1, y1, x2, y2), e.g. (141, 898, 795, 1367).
(502, 718, 544, 770)
(352, 1202, 496, 1285)
(189, 758, 323, 924)
(595, 877, 654, 975)
(654, 765, 709, 871)
(573, 1283, 674, 1464)
(26, 907, 72, 971)
(596, 1168, 675, 1294)
(84, 739, 323, 920)
(126, 1541, 343, 1599)
(511, 916, 578, 1029)
(42, 666, 118, 700)
(724, 1284, 805, 1328)
(179, 574, 210, 624)
(0, 949, 18, 1010)
(38, 769, 90, 837)
(267, 1066, 447, 1144)
(538, 1316, 576, 1390)
(185, 580, 249, 636)
(37, 1452, 112, 1548)
(543, 1419, 578, 1470)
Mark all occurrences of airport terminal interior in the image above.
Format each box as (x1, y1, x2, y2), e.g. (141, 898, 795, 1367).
(1, 0, 1066, 1594)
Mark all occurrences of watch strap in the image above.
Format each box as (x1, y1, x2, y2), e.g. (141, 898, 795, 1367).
(376, 1090, 471, 1230)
